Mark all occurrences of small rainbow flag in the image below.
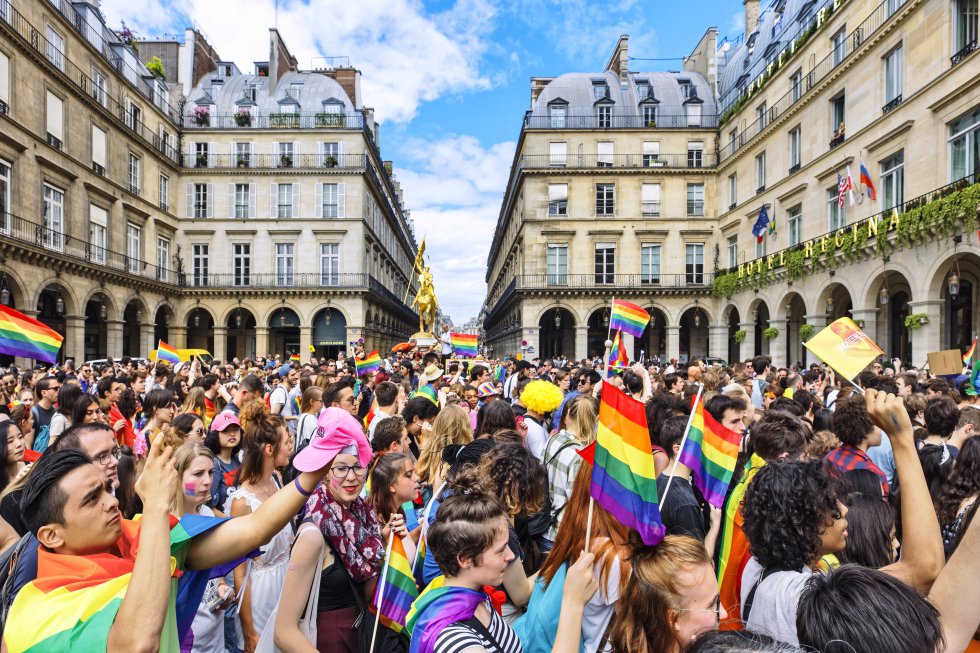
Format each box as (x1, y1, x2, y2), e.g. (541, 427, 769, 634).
(412, 385, 438, 406)
(290, 353, 301, 362)
(679, 397, 744, 508)
(363, 401, 376, 430)
(0, 304, 64, 364)
(608, 330, 629, 372)
(372, 535, 419, 634)
(293, 396, 302, 415)
(580, 384, 664, 546)
(964, 337, 977, 366)
(609, 299, 650, 338)
(451, 333, 479, 358)
(157, 340, 180, 365)
(355, 350, 382, 377)
(493, 365, 505, 383)
(406, 584, 486, 653)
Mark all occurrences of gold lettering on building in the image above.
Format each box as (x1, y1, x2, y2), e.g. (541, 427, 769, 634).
(767, 255, 775, 270)
(835, 229, 845, 247)
(804, 240, 814, 257)
(818, 236, 828, 253)
(888, 209, 900, 231)
(867, 217, 880, 237)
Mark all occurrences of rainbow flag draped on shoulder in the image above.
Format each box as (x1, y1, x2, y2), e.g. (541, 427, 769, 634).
(412, 384, 438, 406)
(588, 384, 664, 545)
(679, 398, 744, 508)
(0, 304, 64, 363)
(406, 584, 486, 653)
(372, 535, 419, 634)
(356, 350, 382, 377)
(608, 299, 650, 338)
(450, 333, 479, 358)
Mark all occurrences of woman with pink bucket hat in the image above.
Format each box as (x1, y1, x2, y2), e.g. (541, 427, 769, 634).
(265, 407, 402, 653)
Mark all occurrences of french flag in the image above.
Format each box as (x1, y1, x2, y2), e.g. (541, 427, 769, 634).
(859, 160, 877, 201)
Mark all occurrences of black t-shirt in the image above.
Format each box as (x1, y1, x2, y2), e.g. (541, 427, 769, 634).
(655, 474, 707, 541)
(0, 489, 26, 536)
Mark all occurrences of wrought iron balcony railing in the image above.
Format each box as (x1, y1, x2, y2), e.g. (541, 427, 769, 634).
(520, 153, 717, 170)
(182, 111, 366, 130)
(523, 113, 719, 131)
(184, 153, 366, 170)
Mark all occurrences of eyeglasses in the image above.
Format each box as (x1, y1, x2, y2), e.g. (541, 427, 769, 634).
(577, 379, 588, 386)
(329, 464, 368, 479)
(343, 396, 356, 404)
(93, 447, 122, 466)
(678, 597, 721, 621)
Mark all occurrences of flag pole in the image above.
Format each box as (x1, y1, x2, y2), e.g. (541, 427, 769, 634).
(369, 530, 395, 653)
(584, 496, 595, 553)
(660, 383, 704, 506)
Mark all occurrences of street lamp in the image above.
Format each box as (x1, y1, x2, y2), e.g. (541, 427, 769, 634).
(324, 299, 331, 326)
(878, 276, 889, 305)
(55, 295, 64, 315)
(825, 296, 834, 317)
(99, 300, 107, 320)
(603, 310, 609, 327)
(553, 301, 561, 328)
(193, 299, 201, 328)
(948, 264, 961, 298)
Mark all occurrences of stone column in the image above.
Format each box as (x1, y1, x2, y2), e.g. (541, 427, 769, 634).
(140, 324, 155, 359)
(738, 321, 755, 359)
(767, 318, 788, 368)
(574, 327, 588, 361)
(300, 325, 313, 359)
(212, 326, 228, 363)
(255, 327, 270, 359)
(106, 320, 124, 360)
(908, 300, 943, 367)
(171, 326, 188, 349)
(708, 325, 729, 361)
(803, 314, 828, 368)
(849, 309, 878, 344)
(64, 315, 85, 362)
(666, 325, 681, 361)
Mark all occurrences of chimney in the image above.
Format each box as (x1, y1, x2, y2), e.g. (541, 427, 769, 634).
(744, 0, 760, 35)
(604, 35, 629, 83)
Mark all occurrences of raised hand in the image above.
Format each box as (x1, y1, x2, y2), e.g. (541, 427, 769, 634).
(864, 388, 913, 439)
(135, 432, 178, 514)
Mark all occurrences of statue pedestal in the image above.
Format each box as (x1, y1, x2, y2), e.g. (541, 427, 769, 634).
(412, 332, 438, 348)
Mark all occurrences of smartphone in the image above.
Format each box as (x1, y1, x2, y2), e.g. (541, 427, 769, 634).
(403, 501, 419, 531)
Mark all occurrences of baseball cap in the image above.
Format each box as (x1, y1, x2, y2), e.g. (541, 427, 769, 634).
(477, 382, 499, 398)
(278, 364, 292, 379)
(211, 412, 240, 432)
(293, 406, 372, 472)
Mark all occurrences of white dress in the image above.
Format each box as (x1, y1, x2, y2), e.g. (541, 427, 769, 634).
(189, 505, 226, 653)
(225, 485, 293, 649)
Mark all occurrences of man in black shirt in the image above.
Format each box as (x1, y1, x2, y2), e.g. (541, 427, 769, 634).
(656, 415, 720, 551)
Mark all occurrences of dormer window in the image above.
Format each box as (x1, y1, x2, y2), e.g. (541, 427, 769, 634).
(636, 80, 650, 100)
(211, 79, 224, 89)
(289, 82, 303, 101)
(746, 32, 759, 55)
(772, 12, 783, 37)
(548, 98, 568, 128)
(592, 81, 610, 99)
(678, 79, 694, 99)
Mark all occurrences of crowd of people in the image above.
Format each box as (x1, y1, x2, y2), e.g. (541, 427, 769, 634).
(0, 344, 979, 653)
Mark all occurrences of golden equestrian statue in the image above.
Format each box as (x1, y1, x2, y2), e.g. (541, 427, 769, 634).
(412, 265, 439, 334)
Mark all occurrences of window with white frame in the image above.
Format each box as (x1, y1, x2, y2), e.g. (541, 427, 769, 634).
(0, 52, 8, 110)
(193, 183, 209, 218)
(949, 106, 980, 182)
(685, 243, 705, 284)
(275, 243, 295, 286)
(548, 184, 568, 216)
(549, 104, 567, 128)
(233, 244, 251, 286)
(643, 141, 660, 166)
(159, 175, 169, 211)
(594, 243, 615, 284)
(790, 69, 803, 102)
(756, 152, 766, 191)
(234, 183, 250, 219)
(126, 101, 142, 132)
(320, 243, 339, 286)
(89, 205, 107, 264)
(547, 244, 568, 285)
(319, 182, 345, 218)
(549, 142, 567, 167)
(42, 184, 64, 251)
(756, 102, 767, 130)
(642, 183, 660, 216)
(832, 27, 847, 66)
(277, 141, 294, 167)
(956, 0, 978, 51)
(235, 142, 253, 167)
(831, 94, 846, 140)
(687, 183, 704, 216)
(788, 204, 803, 246)
(321, 141, 340, 166)
(596, 184, 615, 216)
(636, 82, 650, 100)
(0, 160, 8, 234)
(596, 104, 612, 128)
(642, 104, 657, 126)
(194, 142, 209, 167)
(192, 244, 209, 286)
(273, 183, 297, 219)
(727, 236, 738, 269)
(46, 92, 63, 147)
(156, 237, 170, 282)
(884, 45, 903, 105)
(46, 26, 64, 71)
(828, 187, 847, 230)
(593, 82, 609, 99)
(128, 153, 141, 195)
(92, 68, 107, 107)
(881, 151, 905, 210)
(688, 140, 704, 168)
(729, 173, 738, 208)
(597, 141, 614, 167)
(126, 223, 141, 273)
(686, 103, 702, 127)
(91, 125, 107, 175)
(641, 244, 661, 284)
(789, 127, 801, 169)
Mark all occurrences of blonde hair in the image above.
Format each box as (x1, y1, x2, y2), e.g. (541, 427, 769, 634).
(170, 442, 215, 514)
(417, 404, 473, 488)
(181, 387, 207, 417)
(565, 395, 598, 444)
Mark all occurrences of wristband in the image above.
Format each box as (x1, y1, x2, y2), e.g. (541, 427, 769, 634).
(293, 476, 314, 497)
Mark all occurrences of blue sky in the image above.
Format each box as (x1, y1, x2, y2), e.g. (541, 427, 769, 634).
(103, 0, 745, 323)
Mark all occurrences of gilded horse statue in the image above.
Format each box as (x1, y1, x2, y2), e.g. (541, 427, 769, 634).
(412, 266, 439, 334)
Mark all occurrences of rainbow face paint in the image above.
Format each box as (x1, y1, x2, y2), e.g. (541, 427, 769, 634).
(184, 482, 198, 496)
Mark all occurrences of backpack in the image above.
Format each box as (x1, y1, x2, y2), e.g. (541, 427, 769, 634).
(526, 438, 580, 539)
(0, 534, 35, 636)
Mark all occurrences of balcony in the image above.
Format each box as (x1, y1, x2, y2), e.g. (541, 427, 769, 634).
(0, 99, 7, 115)
(181, 111, 366, 130)
(46, 133, 63, 151)
(642, 201, 661, 216)
(520, 153, 716, 170)
(183, 153, 367, 171)
(514, 273, 714, 291)
(183, 272, 370, 289)
(882, 95, 903, 114)
(523, 112, 719, 130)
(951, 40, 978, 67)
(829, 133, 846, 149)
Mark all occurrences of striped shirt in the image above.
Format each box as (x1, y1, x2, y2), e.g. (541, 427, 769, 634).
(434, 600, 523, 653)
(543, 430, 584, 540)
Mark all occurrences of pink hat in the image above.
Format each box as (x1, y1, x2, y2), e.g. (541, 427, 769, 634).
(210, 412, 240, 432)
(293, 406, 372, 473)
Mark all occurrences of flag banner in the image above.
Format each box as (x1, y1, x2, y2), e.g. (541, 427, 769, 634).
(803, 317, 885, 380)
(837, 171, 853, 208)
(590, 384, 665, 546)
(0, 304, 64, 363)
(406, 584, 486, 653)
(289, 353, 300, 362)
(412, 385, 438, 406)
(493, 365, 506, 382)
(608, 330, 629, 372)
(679, 399, 744, 508)
(609, 299, 650, 338)
(752, 205, 769, 243)
(157, 340, 180, 365)
(355, 350, 382, 377)
(859, 160, 877, 200)
(450, 333, 479, 357)
(964, 337, 977, 366)
(372, 535, 419, 633)
(845, 164, 857, 206)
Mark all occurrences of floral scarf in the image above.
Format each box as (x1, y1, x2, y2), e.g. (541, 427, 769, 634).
(306, 485, 384, 583)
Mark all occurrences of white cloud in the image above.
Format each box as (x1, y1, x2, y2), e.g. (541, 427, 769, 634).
(101, 0, 498, 123)
(394, 135, 515, 323)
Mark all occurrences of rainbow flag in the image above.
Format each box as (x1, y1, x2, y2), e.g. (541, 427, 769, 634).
(406, 584, 486, 653)
(608, 299, 650, 338)
(451, 333, 479, 358)
(293, 396, 302, 415)
(363, 401, 377, 430)
(716, 454, 765, 630)
(964, 337, 977, 366)
(0, 304, 64, 363)
(355, 350, 382, 377)
(608, 330, 629, 372)
(585, 384, 664, 546)
(157, 340, 180, 365)
(679, 398, 744, 508)
(493, 365, 505, 383)
(290, 353, 301, 362)
(412, 385, 438, 406)
(373, 535, 419, 634)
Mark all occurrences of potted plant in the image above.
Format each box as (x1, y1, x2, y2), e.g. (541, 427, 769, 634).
(734, 329, 747, 344)
(236, 155, 249, 168)
(192, 106, 210, 127)
(315, 112, 344, 128)
(763, 327, 779, 340)
(146, 56, 165, 80)
(195, 152, 208, 168)
(646, 120, 656, 128)
(233, 110, 252, 127)
(853, 319, 865, 328)
(799, 324, 815, 341)
(280, 154, 293, 168)
(904, 313, 929, 330)
(324, 155, 338, 168)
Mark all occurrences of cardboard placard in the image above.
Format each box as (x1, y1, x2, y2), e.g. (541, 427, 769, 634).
(927, 350, 963, 376)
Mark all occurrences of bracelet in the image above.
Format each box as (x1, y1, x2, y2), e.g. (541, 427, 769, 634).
(293, 476, 314, 497)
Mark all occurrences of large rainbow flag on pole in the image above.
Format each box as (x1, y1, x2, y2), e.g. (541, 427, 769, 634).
(355, 350, 382, 377)
(450, 333, 479, 358)
(679, 398, 744, 508)
(588, 384, 664, 545)
(156, 340, 180, 365)
(372, 535, 419, 634)
(0, 304, 64, 363)
(608, 299, 650, 338)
